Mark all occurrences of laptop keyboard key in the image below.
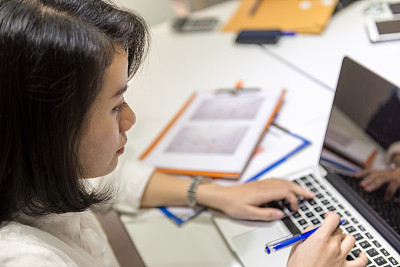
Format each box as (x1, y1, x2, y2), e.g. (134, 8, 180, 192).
(311, 218, 320, 225)
(298, 219, 307, 225)
(353, 233, 363, 241)
(314, 206, 323, 212)
(388, 257, 399, 265)
(282, 217, 301, 235)
(305, 212, 314, 218)
(373, 240, 381, 248)
(373, 256, 387, 266)
(322, 200, 330, 205)
(358, 225, 366, 231)
(292, 212, 300, 218)
(366, 248, 379, 257)
(346, 226, 356, 233)
(359, 240, 371, 249)
(352, 249, 361, 257)
(380, 248, 389, 257)
(300, 205, 308, 211)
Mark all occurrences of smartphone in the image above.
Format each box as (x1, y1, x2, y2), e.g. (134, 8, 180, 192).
(366, 17, 400, 43)
(172, 17, 218, 32)
(389, 2, 400, 15)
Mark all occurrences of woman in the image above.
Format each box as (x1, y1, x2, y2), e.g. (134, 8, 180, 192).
(0, 0, 367, 266)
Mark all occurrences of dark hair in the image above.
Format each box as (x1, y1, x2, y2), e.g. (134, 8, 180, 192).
(0, 0, 149, 223)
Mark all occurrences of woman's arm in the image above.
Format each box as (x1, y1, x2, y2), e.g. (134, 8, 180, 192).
(140, 172, 314, 221)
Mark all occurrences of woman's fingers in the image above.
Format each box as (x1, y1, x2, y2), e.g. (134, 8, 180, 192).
(317, 212, 341, 237)
(384, 181, 399, 201)
(346, 252, 368, 267)
(340, 234, 356, 255)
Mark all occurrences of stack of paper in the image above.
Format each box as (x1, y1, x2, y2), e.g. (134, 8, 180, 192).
(140, 88, 285, 179)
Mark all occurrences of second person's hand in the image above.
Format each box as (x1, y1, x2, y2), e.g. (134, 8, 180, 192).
(354, 168, 400, 201)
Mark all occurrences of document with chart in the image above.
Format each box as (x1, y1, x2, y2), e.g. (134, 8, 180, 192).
(140, 88, 285, 179)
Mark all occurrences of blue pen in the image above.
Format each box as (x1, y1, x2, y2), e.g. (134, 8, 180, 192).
(265, 219, 346, 254)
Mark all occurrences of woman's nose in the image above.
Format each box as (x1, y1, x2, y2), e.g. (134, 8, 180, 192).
(120, 104, 135, 133)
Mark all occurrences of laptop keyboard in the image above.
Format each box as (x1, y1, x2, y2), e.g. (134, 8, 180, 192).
(338, 173, 400, 235)
(267, 174, 400, 267)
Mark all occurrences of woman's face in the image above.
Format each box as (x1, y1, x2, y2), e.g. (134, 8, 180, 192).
(78, 47, 135, 178)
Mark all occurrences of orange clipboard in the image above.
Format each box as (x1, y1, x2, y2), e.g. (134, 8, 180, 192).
(140, 88, 286, 179)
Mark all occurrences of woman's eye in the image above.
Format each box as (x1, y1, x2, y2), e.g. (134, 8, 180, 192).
(113, 101, 128, 112)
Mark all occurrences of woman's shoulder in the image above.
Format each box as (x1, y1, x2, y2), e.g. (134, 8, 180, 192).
(0, 221, 74, 266)
(0, 211, 116, 267)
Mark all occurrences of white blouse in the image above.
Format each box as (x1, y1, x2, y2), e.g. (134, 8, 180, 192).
(0, 160, 154, 267)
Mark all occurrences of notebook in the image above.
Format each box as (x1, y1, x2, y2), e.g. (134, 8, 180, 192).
(213, 56, 400, 266)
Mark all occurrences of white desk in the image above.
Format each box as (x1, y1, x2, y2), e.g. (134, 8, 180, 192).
(264, 0, 400, 90)
(119, 1, 397, 266)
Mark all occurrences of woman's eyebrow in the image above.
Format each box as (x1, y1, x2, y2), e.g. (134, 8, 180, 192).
(112, 85, 128, 98)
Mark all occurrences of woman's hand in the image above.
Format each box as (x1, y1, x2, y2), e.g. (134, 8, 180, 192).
(287, 212, 368, 267)
(354, 168, 400, 201)
(197, 178, 314, 221)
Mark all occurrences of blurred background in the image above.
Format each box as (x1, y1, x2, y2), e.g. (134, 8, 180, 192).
(113, 0, 228, 25)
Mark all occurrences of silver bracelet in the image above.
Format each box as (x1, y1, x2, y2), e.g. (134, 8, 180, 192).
(187, 176, 206, 208)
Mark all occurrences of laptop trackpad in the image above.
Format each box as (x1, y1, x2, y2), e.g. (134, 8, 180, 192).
(231, 221, 291, 267)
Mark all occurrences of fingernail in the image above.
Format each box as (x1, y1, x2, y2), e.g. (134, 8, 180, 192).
(275, 211, 284, 219)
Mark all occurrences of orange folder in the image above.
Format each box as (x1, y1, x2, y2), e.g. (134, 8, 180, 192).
(222, 0, 338, 34)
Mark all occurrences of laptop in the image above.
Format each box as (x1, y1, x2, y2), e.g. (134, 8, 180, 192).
(213, 56, 400, 267)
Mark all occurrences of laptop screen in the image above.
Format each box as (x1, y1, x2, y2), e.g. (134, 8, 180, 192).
(320, 56, 400, 253)
(322, 56, 400, 169)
